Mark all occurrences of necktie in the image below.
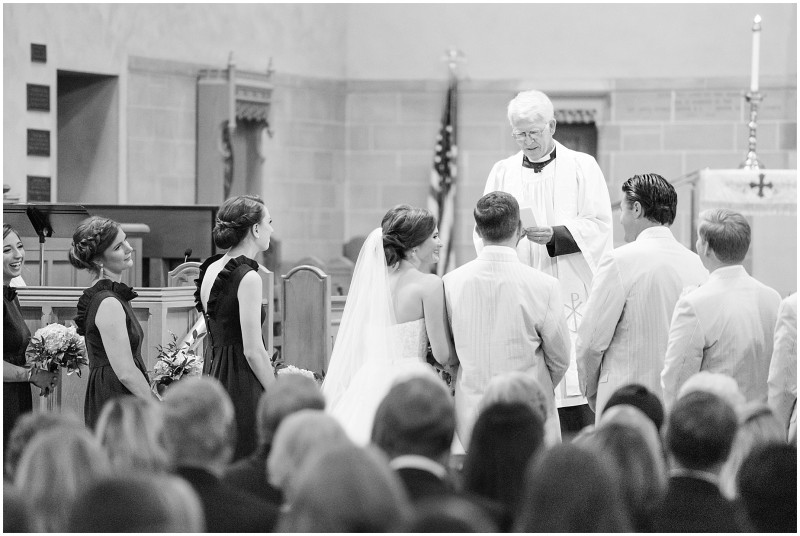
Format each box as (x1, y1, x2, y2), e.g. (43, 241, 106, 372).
(522, 147, 557, 173)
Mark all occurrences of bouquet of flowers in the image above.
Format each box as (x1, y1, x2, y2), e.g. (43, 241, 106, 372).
(272, 352, 324, 385)
(25, 323, 88, 378)
(150, 332, 204, 396)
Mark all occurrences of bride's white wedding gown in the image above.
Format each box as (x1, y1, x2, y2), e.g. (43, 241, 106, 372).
(328, 318, 437, 445)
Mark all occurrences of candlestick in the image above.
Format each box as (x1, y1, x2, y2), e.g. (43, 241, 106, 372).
(750, 15, 761, 92)
(740, 91, 764, 170)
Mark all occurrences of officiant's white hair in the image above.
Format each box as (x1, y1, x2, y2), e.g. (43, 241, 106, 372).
(508, 90, 555, 125)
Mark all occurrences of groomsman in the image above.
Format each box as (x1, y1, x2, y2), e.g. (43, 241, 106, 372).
(445, 191, 571, 446)
(661, 209, 781, 410)
(576, 174, 708, 419)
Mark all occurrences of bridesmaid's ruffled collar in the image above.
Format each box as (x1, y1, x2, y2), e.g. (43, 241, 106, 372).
(194, 254, 259, 319)
(74, 279, 138, 335)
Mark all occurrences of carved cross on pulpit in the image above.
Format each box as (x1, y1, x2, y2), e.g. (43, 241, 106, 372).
(749, 173, 774, 198)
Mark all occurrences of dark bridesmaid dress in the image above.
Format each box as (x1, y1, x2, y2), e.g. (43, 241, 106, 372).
(3, 285, 32, 451)
(196, 255, 266, 460)
(75, 280, 149, 429)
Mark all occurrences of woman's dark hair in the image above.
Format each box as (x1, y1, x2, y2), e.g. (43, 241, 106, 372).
(213, 195, 266, 250)
(381, 205, 436, 266)
(68, 216, 121, 274)
(3, 223, 20, 240)
(514, 443, 632, 532)
(462, 402, 544, 516)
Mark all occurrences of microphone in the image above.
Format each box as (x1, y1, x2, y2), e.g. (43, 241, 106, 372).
(184, 248, 192, 263)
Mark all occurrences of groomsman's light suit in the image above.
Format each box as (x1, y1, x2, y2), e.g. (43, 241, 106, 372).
(444, 246, 571, 446)
(576, 227, 707, 418)
(768, 293, 797, 438)
(661, 209, 782, 410)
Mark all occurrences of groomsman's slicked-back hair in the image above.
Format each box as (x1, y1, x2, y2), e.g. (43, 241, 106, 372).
(698, 208, 751, 264)
(621, 174, 677, 226)
(474, 191, 520, 243)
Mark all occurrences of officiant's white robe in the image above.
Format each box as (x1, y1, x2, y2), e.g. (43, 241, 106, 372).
(575, 226, 708, 420)
(661, 265, 782, 410)
(475, 141, 613, 404)
(443, 246, 571, 447)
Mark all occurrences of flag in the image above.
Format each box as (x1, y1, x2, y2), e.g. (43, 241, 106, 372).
(428, 80, 458, 276)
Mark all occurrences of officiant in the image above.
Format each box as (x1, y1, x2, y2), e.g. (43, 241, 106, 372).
(473, 89, 613, 429)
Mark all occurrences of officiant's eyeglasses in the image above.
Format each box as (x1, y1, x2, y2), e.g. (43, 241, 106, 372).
(511, 129, 546, 141)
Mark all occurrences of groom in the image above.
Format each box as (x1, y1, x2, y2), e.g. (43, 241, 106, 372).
(443, 191, 571, 445)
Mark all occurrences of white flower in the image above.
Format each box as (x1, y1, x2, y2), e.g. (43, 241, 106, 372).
(278, 365, 316, 381)
(154, 361, 170, 375)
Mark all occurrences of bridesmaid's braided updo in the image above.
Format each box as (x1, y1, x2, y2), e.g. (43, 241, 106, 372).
(381, 205, 436, 267)
(213, 195, 266, 250)
(68, 216, 121, 275)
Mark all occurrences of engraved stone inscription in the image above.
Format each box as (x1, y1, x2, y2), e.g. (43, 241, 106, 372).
(674, 91, 741, 121)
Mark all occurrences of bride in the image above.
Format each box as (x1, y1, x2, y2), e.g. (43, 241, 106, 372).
(322, 205, 458, 444)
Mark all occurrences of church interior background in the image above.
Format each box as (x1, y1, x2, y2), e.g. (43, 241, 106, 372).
(3, 3, 797, 297)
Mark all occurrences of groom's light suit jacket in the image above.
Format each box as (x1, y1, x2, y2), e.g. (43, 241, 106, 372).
(443, 246, 571, 446)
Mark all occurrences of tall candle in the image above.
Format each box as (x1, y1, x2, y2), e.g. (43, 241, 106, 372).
(750, 15, 762, 92)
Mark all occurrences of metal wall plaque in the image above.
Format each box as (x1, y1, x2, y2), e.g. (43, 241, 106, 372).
(27, 129, 50, 156)
(31, 43, 47, 63)
(26, 176, 51, 202)
(26, 84, 50, 111)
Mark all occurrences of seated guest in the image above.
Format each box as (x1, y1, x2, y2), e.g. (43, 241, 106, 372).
(67, 474, 205, 532)
(404, 496, 498, 532)
(479, 372, 556, 444)
(514, 443, 632, 532)
(95, 395, 169, 474)
(14, 427, 111, 532)
(602, 383, 664, 432)
(277, 444, 412, 532)
(462, 402, 545, 531)
(652, 391, 751, 532)
(662, 209, 781, 411)
(719, 402, 785, 499)
(3, 483, 31, 532)
(267, 409, 352, 504)
(4, 410, 83, 481)
(767, 293, 797, 441)
(575, 420, 666, 531)
(371, 375, 457, 501)
(736, 442, 797, 532)
(161, 376, 277, 532)
(677, 371, 747, 413)
(223, 374, 325, 504)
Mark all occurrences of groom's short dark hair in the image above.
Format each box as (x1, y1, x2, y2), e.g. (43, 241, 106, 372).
(474, 191, 520, 243)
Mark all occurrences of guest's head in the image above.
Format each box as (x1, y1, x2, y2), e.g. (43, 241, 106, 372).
(381, 204, 438, 267)
(737, 442, 797, 532)
(575, 421, 666, 531)
(278, 444, 411, 532)
(719, 402, 786, 499)
(95, 395, 169, 473)
(3, 223, 24, 285)
(257, 373, 325, 449)
(372, 375, 454, 463)
(665, 391, 738, 473)
(480, 372, 550, 425)
(514, 443, 632, 532)
(603, 383, 664, 432)
(463, 402, 544, 513)
(405, 496, 499, 532)
(507, 90, 556, 162)
(161, 377, 236, 472)
(620, 174, 678, 242)
(67, 473, 206, 532)
(697, 208, 751, 268)
(474, 191, 521, 245)
(14, 427, 111, 532)
(600, 404, 666, 474)
(5, 410, 84, 481)
(677, 371, 746, 413)
(68, 216, 131, 278)
(213, 194, 271, 251)
(267, 409, 352, 499)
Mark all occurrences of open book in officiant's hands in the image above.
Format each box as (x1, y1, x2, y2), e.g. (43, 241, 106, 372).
(520, 206, 538, 229)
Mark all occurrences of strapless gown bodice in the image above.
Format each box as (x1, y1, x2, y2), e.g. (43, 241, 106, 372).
(391, 318, 429, 361)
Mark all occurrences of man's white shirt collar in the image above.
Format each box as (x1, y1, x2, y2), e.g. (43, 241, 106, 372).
(636, 226, 675, 241)
(389, 454, 448, 479)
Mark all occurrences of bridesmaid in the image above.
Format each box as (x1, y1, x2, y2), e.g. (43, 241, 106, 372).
(196, 195, 276, 460)
(3, 224, 58, 451)
(69, 216, 152, 428)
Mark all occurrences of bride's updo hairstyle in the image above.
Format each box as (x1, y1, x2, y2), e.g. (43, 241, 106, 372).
(68, 216, 122, 275)
(381, 205, 436, 266)
(213, 195, 266, 250)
